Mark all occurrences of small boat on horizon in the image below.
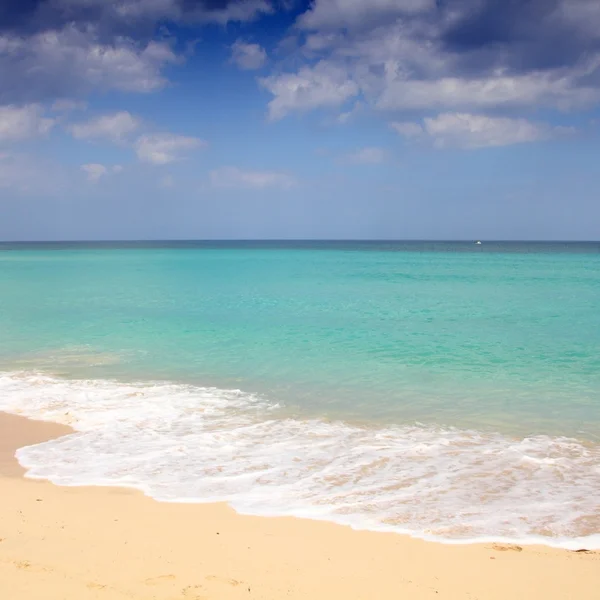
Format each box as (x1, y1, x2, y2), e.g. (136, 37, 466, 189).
(474, 240, 482, 245)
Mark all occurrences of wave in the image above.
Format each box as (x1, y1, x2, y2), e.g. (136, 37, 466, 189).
(1, 371, 599, 549)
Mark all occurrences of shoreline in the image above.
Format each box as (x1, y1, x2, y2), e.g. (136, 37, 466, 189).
(1, 411, 599, 599)
(3, 371, 599, 549)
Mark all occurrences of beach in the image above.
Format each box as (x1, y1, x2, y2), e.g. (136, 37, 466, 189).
(3, 0, 600, 591)
(2, 244, 600, 546)
(2, 242, 599, 599)
(1, 411, 598, 600)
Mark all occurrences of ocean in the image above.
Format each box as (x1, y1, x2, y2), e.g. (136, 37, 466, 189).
(1, 241, 599, 548)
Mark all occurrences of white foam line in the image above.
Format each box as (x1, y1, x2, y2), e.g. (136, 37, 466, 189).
(2, 370, 600, 550)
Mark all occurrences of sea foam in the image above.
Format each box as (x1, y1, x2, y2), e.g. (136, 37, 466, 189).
(1, 371, 599, 549)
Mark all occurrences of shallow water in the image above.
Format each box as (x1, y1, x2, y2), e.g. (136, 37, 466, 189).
(1, 241, 599, 547)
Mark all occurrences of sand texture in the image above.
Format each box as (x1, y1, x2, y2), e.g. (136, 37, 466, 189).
(1, 412, 598, 600)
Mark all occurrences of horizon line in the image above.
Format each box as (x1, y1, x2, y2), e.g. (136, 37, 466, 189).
(1, 239, 599, 244)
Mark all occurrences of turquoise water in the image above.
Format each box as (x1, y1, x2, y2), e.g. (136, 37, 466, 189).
(1, 241, 599, 546)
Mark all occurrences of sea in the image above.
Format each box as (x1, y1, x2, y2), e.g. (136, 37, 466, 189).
(1, 241, 599, 549)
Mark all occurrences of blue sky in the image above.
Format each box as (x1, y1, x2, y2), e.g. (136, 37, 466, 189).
(1, 0, 600, 240)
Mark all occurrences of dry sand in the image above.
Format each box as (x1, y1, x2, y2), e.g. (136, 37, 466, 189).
(1, 411, 598, 600)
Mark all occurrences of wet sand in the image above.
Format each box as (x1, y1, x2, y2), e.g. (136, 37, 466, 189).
(1, 411, 598, 600)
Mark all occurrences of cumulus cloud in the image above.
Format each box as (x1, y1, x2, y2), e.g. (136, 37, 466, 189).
(81, 163, 108, 182)
(376, 66, 600, 111)
(335, 100, 363, 124)
(297, 0, 600, 72)
(390, 121, 424, 139)
(210, 166, 296, 189)
(341, 146, 386, 164)
(69, 111, 142, 143)
(336, 111, 353, 124)
(0, 26, 179, 102)
(0, 0, 276, 34)
(261, 0, 600, 120)
(67, 112, 205, 167)
(201, 0, 275, 25)
(297, 0, 435, 31)
(0, 0, 286, 103)
(423, 114, 545, 149)
(260, 61, 360, 120)
(135, 133, 206, 164)
(0, 104, 55, 142)
(231, 40, 267, 70)
(391, 113, 573, 148)
(51, 99, 88, 112)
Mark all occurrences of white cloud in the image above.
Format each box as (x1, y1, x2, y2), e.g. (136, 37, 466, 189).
(390, 121, 424, 138)
(69, 113, 205, 167)
(376, 70, 600, 112)
(0, 26, 179, 102)
(80, 163, 123, 181)
(391, 113, 572, 148)
(190, 0, 275, 25)
(110, 0, 176, 17)
(425, 113, 557, 149)
(264, 51, 600, 121)
(259, 1, 600, 123)
(0, 104, 55, 142)
(210, 166, 296, 189)
(108, 0, 275, 24)
(51, 99, 88, 112)
(6, 0, 275, 30)
(231, 40, 267, 70)
(341, 146, 386, 164)
(69, 111, 142, 143)
(81, 163, 108, 182)
(298, 0, 434, 31)
(303, 32, 344, 54)
(336, 101, 363, 124)
(135, 133, 205, 164)
(337, 111, 353, 124)
(260, 61, 360, 120)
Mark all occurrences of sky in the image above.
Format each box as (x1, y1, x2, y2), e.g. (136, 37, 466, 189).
(1, 0, 600, 241)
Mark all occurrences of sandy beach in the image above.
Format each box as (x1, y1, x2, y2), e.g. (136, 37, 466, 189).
(1, 411, 598, 600)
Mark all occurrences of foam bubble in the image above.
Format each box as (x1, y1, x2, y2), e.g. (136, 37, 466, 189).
(1, 371, 599, 549)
